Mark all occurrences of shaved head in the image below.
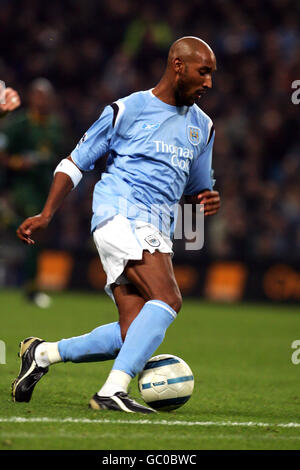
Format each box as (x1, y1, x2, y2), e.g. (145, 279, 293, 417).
(168, 36, 215, 67)
(153, 36, 216, 107)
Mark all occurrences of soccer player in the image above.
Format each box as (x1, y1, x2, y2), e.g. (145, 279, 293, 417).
(0, 87, 21, 116)
(12, 37, 220, 413)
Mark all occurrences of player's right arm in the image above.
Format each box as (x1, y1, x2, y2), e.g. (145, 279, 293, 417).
(16, 156, 80, 244)
(16, 105, 115, 245)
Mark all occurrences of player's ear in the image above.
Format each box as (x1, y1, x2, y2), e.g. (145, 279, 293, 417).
(173, 57, 184, 73)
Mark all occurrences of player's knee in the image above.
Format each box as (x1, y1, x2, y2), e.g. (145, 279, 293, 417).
(169, 291, 182, 314)
(156, 291, 182, 314)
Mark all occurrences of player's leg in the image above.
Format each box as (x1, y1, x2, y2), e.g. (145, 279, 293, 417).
(111, 251, 182, 377)
(113, 283, 146, 341)
(125, 251, 182, 308)
(12, 283, 145, 403)
(12, 214, 148, 404)
(56, 283, 145, 363)
(90, 251, 181, 412)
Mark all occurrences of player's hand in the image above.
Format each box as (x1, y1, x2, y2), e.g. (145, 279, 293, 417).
(0, 88, 21, 112)
(16, 214, 51, 245)
(197, 190, 220, 216)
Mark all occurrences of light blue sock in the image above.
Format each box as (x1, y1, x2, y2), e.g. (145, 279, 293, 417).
(58, 322, 123, 363)
(112, 300, 177, 377)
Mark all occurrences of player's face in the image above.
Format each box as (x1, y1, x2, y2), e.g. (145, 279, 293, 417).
(174, 53, 216, 107)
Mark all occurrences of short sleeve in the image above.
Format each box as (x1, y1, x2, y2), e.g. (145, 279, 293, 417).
(184, 131, 215, 195)
(71, 105, 114, 171)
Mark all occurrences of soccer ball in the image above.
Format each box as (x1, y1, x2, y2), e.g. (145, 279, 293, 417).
(138, 354, 194, 411)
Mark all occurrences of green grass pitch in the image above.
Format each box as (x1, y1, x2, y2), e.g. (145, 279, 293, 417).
(0, 289, 300, 450)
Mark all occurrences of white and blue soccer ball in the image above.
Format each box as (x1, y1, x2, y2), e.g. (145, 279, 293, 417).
(138, 354, 194, 411)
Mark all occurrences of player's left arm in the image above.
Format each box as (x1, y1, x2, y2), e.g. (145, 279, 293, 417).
(193, 189, 220, 216)
(185, 189, 220, 216)
(184, 127, 220, 216)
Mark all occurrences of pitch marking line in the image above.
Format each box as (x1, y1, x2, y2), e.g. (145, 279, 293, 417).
(1, 417, 300, 428)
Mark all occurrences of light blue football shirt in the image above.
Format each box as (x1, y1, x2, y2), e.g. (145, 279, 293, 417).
(71, 89, 215, 238)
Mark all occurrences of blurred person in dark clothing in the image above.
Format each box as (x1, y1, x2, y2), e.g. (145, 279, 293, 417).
(0, 78, 65, 306)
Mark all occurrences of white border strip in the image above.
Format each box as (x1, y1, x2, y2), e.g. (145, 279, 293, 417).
(1, 417, 300, 428)
(147, 301, 177, 319)
(114, 100, 125, 127)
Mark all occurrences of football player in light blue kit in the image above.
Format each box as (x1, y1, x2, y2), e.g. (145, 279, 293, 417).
(13, 37, 220, 413)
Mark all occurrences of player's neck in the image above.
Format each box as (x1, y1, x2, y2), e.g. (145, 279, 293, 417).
(152, 78, 177, 107)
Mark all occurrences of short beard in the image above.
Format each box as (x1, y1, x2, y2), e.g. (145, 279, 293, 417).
(174, 67, 193, 107)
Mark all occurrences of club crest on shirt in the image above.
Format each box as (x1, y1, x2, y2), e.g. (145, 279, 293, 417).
(187, 126, 201, 146)
(145, 234, 161, 247)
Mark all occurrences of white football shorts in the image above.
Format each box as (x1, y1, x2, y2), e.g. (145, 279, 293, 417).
(93, 214, 173, 300)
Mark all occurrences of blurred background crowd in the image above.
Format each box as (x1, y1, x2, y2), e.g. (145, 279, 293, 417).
(0, 0, 299, 291)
